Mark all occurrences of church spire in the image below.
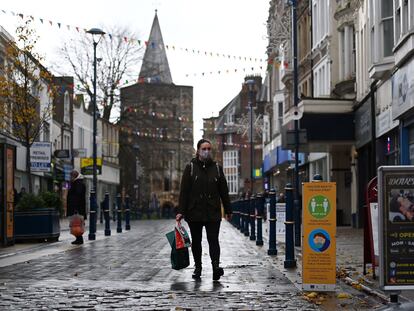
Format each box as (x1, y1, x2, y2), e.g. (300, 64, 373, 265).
(139, 11, 173, 84)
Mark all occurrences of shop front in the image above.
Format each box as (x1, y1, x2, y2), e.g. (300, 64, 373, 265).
(0, 142, 15, 246)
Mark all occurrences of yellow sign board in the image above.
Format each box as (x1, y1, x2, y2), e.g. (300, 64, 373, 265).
(81, 157, 102, 167)
(302, 182, 336, 291)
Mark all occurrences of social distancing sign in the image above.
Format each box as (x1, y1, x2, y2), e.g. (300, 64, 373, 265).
(302, 182, 337, 291)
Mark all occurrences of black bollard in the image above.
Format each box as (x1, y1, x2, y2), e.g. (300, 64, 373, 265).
(116, 194, 122, 233)
(284, 183, 297, 268)
(256, 192, 264, 246)
(244, 196, 250, 237)
(100, 200, 104, 224)
(104, 192, 111, 236)
(112, 202, 116, 222)
(235, 200, 240, 229)
(125, 195, 131, 230)
(267, 188, 277, 255)
(239, 198, 245, 233)
(249, 193, 256, 241)
(88, 190, 97, 240)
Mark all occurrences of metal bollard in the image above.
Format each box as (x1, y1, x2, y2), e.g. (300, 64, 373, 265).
(100, 200, 104, 224)
(256, 192, 264, 246)
(284, 183, 296, 268)
(116, 194, 122, 233)
(125, 195, 131, 230)
(267, 188, 277, 255)
(88, 190, 97, 240)
(249, 193, 256, 241)
(235, 200, 240, 229)
(239, 198, 245, 233)
(104, 192, 111, 236)
(112, 202, 116, 222)
(244, 196, 250, 237)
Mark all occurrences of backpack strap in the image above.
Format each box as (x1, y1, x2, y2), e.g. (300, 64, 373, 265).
(190, 162, 194, 177)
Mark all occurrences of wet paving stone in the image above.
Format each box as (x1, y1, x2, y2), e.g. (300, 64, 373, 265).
(0, 220, 319, 310)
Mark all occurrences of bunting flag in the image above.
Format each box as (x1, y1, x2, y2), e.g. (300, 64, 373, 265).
(123, 106, 192, 122)
(118, 125, 193, 142)
(0, 8, 265, 64)
(222, 142, 262, 149)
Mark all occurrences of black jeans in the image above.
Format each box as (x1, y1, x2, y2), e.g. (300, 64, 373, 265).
(187, 221, 221, 266)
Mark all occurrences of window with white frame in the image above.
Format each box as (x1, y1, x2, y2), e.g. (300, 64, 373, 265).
(225, 106, 235, 125)
(227, 133, 232, 145)
(63, 133, 70, 150)
(312, 0, 329, 48)
(339, 26, 356, 80)
(78, 127, 84, 149)
(313, 58, 330, 96)
(64, 91, 70, 125)
(223, 150, 238, 195)
(395, 0, 410, 42)
(42, 122, 50, 142)
(382, 0, 394, 57)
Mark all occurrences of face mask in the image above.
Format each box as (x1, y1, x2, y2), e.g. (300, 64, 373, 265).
(199, 150, 211, 160)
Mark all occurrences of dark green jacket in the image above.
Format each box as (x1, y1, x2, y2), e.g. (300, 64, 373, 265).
(178, 158, 231, 222)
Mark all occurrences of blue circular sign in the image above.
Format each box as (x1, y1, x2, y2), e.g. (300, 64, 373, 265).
(308, 229, 331, 253)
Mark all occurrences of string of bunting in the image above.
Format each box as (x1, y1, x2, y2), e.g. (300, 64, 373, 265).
(1, 8, 264, 63)
(123, 106, 191, 122)
(119, 125, 193, 140)
(223, 142, 262, 149)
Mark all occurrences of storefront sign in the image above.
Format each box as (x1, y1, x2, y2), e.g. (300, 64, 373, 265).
(30, 142, 51, 172)
(80, 157, 102, 175)
(302, 182, 337, 291)
(378, 166, 414, 290)
(6, 147, 14, 239)
(377, 108, 399, 138)
(392, 58, 414, 119)
(355, 99, 372, 148)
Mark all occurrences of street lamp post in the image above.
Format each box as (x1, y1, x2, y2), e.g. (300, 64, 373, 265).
(246, 79, 255, 196)
(87, 27, 105, 240)
(291, 0, 301, 247)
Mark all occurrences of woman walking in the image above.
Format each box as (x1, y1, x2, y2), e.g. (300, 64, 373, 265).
(176, 139, 232, 281)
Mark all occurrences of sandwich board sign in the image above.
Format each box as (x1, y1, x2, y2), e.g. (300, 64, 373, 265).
(378, 166, 414, 290)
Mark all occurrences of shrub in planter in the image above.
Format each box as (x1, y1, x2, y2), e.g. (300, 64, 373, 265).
(14, 192, 61, 242)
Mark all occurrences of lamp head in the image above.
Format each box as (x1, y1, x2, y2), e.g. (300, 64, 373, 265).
(87, 28, 106, 36)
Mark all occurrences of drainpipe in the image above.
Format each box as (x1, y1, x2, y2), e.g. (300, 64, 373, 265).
(370, 80, 378, 179)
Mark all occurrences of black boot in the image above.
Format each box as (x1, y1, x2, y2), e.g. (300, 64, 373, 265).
(192, 264, 202, 279)
(212, 261, 224, 281)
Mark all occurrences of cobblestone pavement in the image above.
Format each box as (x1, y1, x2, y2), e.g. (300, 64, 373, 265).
(0, 220, 318, 310)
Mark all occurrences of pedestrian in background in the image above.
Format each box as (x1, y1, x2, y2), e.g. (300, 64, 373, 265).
(67, 170, 86, 245)
(176, 138, 232, 281)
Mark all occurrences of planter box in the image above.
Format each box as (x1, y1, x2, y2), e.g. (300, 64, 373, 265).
(14, 209, 60, 242)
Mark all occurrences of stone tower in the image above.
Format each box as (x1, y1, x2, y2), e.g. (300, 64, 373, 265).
(119, 11, 194, 215)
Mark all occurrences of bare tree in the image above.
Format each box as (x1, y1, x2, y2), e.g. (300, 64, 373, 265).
(58, 26, 143, 121)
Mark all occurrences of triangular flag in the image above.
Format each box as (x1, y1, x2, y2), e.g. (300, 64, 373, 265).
(57, 23, 61, 28)
(145, 41, 148, 46)
(124, 37, 128, 42)
(108, 34, 112, 39)
(18, 13, 23, 19)
(40, 18, 43, 24)
(1, 10, 5, 14)
(49, 20, 53, 26)
(76, 27, 79, 32)
(138, 40, 141, 45)
(67, 25, 70, 30)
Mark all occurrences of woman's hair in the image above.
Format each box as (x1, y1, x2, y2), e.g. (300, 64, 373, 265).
(196, 138, 211, 150)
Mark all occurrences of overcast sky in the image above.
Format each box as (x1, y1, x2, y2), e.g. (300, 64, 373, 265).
(0, 0, 269, 146)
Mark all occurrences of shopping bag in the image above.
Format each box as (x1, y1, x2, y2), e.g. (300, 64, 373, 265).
(175, 221, 191, 249)
(69, 214, 85, 237)
(166, 230, 190, 270)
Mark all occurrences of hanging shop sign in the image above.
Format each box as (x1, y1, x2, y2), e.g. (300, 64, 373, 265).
(378, 166, 414, 290)
(30, 142, 52, 172)
(302, 182, 337, 291)
(80, 158, 102, 175)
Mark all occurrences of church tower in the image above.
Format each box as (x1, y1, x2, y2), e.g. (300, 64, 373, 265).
(119, 12, 194, 215)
